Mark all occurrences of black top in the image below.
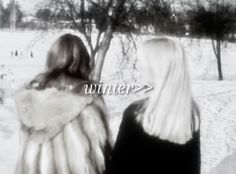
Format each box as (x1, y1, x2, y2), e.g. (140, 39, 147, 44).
(106, 100, 201, 174)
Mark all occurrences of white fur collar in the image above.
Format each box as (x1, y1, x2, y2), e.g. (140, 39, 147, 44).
(15, 88, 94, 143)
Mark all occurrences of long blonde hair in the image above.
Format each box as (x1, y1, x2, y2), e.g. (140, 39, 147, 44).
(137, 38, 200, 144)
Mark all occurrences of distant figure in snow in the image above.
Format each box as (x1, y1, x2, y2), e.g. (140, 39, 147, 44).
(106, 38, 201, 174)
(30, 51, 33, 58)
(15, 50, 18, 56)
(15, 33, 111, 174)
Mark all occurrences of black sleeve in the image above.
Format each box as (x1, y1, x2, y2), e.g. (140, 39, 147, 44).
(105, 105, 137, 174)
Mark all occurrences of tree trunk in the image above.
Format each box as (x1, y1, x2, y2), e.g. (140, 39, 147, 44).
(90, 51, 96, 70)
(216, 40, 223, 80)
(92, 25, 113, 82)
(212, 39, 223, 80)
(0, 5, 3, 28)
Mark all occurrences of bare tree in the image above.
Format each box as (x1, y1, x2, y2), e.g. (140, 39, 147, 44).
(42, 0, 138, 81)
(188, 0, 236, 80)
(134, 0, 174, 34)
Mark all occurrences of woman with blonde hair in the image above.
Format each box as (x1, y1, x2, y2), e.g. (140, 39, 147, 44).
(15, 33, 111, 174)
(107, 38, 200, 174)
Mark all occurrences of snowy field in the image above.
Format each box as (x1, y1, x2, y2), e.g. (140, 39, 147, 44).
(1, 30, 236, 174)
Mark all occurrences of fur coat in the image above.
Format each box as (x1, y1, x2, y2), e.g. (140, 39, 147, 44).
(14, 87, 111, 174)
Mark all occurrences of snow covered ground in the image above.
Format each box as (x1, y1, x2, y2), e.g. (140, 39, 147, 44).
(1, 30, 236, 174)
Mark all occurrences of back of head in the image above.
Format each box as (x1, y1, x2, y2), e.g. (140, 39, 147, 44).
(46, 33, 91, 79)
(137, 38, 200, 144)
(28, 33, 92, 91)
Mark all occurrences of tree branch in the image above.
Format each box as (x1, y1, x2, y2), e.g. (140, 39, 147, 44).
(94, 31, 102, 53)
(65, 0, 94, 52)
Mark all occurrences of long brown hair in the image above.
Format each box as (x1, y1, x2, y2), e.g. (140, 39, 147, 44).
(28, 33, 91, 90)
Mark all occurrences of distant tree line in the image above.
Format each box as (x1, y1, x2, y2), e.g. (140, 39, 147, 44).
(34, 0, 190, 80)
(35, 0, 185, 35)
(34, 0, 236, 81)
(0, 0, 23, 28)
(1, 0, 235, 80)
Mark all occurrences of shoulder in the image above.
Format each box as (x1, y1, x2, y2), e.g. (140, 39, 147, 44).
(15, 86, 94, 126)
(81, 95, 106, 116)
(79, 96, 109, 144)
(123, 99, 146, 121)
(79, 95, 108, 129)
(116, 99, 147, 133)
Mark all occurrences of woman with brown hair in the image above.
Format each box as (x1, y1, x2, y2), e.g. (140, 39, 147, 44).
(107, 38, 201, 174)
(15, 33, 111, 174)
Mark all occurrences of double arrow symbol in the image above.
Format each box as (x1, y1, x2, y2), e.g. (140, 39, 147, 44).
(132, 84, 153, 93)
